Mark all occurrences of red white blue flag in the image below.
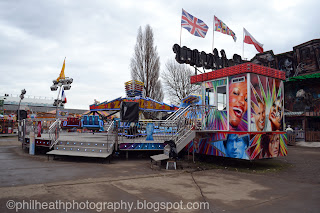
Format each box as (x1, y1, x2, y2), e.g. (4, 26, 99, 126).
(214, 16, 237, 42)
(61, 88, 67, 103)
(181, 9, 208, 38)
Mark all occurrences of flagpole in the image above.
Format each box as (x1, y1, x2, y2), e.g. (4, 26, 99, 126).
(242, 28, 244, 60)
(212, 16, 214, 53)
(180, 26, 182, 47)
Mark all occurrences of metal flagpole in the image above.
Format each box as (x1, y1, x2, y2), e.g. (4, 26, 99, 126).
(212, 16, 215, 53)
(242, 28, 245, 59)
(180, 26, 182, 47)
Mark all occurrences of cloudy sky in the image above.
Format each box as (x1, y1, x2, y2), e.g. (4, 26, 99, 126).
(1, 0, 319, 110)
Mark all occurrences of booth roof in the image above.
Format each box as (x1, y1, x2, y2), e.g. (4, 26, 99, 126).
(191, 62, 286, 84)
(289, 72, 320, 81)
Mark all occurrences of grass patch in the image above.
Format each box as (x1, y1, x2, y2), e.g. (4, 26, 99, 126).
(180, 155, 292, 174)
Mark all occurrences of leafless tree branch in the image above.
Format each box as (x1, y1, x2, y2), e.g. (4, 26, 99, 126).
(162, 59, 200, 105)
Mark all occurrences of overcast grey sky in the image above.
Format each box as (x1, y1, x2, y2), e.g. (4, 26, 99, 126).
(1, 0, 319, 109)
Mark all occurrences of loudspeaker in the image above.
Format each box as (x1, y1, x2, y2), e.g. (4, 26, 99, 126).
(17, 110, 27, 120)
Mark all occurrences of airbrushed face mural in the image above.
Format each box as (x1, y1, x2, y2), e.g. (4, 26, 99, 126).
(247, 133, 287, 159)
(229, 75, 248, 131)
(210, 134, 250, 159)
(251, 74, 284, 131)
(188, 132, 287, 160)
(188, 133, 250, 159)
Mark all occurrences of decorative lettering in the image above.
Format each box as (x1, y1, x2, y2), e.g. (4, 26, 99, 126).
(173, 44, 243, 70)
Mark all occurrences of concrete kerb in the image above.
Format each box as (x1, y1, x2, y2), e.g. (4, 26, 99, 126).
(295, 141, 320, 148)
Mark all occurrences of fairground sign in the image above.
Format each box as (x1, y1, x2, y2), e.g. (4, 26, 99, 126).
(172, 44, 244, 70)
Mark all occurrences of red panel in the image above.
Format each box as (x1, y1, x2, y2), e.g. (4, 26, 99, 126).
(190, 75, 196, 84)
(202, 73, 208, 81)
(208, 71, 215, 80)
(196, 74, 203, 82)
(190, 62, 285, 84)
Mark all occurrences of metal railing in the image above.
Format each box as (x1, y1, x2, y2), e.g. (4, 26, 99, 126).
(166, 106, 186, 120)
(112, 105, 217, 146)
(49, 119, 61, 149)
(18, 120, 25, 142)
(19, 118, 57, 142)
(105, 120, 115, 132)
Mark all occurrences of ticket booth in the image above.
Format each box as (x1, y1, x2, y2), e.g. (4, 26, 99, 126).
(188, 62, 287, 160)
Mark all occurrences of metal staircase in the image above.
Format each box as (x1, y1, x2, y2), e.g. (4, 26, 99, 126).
(47, 134, 114, 159)
(151, 105, 201, 161)
(47, 119, 115, 159)
(173, 128, 196, 153)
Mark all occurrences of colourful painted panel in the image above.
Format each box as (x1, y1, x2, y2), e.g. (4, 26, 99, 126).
(90, 97, 178, 112)
(119, 143, 164, 150)
(210, 134, 250, 159)
(229, 74, 248, 131)
(203, 110, 228, 130)
(205, 79, 227, 91)
(251, 74, 284, 131)
(187, 137, 225, 157)
(188, 132, 287, 160)
(187, 133, 227, 156)
(247, 133, 287, 159)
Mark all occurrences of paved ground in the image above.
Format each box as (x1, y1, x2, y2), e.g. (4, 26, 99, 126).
(296, 141, 320, 147)
(0, 136, 319, 213)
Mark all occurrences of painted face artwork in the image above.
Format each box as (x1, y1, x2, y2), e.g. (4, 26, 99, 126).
(253, 102, 266, 131)
(229, 79, 247, 129)
(269, 98, 282, 131)
(269, 134, 280, 157)
(225, 134, 247, 158)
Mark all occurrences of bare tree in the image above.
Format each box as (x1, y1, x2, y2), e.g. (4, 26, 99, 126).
(162, 59, 200, 105)
(130, 25, 163, 102)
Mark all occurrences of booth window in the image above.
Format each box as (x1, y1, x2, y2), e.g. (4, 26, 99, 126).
(232, 76, 245, 84)
(205, 88, 215, 106)
(217, 86, 226, 110)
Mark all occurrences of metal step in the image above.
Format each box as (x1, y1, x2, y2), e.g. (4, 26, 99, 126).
(47, 140, 114, 158)
(150, 154, 169, 162)
(56, 141, 111, 148)
(53, 145, 112, 153)
(176, 131, 195, 153)
(47, 150, 112, 158)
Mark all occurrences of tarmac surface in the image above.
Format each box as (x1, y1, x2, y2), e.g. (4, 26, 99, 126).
(0, 136, 319, 213)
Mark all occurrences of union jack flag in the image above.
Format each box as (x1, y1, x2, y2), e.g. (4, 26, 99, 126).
(181, 9, 208, 38)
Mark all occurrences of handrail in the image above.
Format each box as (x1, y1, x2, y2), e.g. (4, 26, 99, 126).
(106, 120, 115, 133)
(166, 105, 192, 121)
(49, 119, 59, 130)
(167, 105, 216, 152)
(165, 107, 185, 120)
(49, 119, 61, 149)
(172, 105, 191, 121)
(117, 105, 217, 152)
(174, 128, 193, 150)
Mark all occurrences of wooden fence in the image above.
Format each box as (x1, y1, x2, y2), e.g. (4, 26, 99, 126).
(305, 131, 320, 142)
